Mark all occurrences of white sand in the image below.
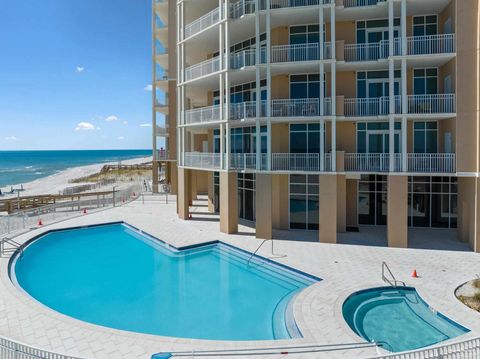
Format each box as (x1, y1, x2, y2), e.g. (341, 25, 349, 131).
(1, 156, 152, 198)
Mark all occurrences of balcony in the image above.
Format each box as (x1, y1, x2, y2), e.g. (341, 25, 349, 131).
(271, 43, 332, 63)
(156, 126, 169, 136)
(399, 34, 456, 56)
(155, 100, 169, 114)
(344, 153, 456, 173)
(344, 94, 454, 117)
(155, 149, 170, 161)
(342, 0, 386, 7)
(184, 56, 222, 82)
(271, 153, 332, 172)
(230, 101, 264, 120)
(185, 105, 222, 125)
(230, 49, 266, 69)
(271, 98, 332, 117)
(269, 0, 332, 10)
(184, 152, 221, 169)
(184, 7, 221, 39)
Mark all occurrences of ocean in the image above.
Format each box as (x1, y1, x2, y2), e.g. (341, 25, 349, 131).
(0, 150, 151, 188)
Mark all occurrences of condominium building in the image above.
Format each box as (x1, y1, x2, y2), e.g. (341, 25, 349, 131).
(153, 0, 480, 252)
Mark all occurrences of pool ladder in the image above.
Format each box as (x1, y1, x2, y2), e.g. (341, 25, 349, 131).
(247, 239, 286, 265)
(0, 237, 23, 258)
(382, 262, 406, 287)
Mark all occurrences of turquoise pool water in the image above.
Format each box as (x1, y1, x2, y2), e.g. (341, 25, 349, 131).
(12, 223, 317, 340)
(343, 287, 469, 352)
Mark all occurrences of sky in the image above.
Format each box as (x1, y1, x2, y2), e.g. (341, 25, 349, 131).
(0, 0, 159, 150)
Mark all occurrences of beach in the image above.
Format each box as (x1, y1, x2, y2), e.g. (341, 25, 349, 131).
(0, 156, 152, 199)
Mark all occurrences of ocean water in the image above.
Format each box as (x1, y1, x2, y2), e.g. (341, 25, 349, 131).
(0, 150, 151, 188)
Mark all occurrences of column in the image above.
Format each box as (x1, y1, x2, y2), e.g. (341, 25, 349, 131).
(266, 0, 272, 170)
(319, 174, 337, 243)
(207, 172, 215, 213)
(152, 161, 159, 193)
(177, 168, 191, 220)
(388, 0, 395, 172)
(225, 2, 231, 170)
(387, 175, 408, 248)
(255, 0, 261, 170)
(458, 177, 480, 253)
(330, 6, 336, 171)
(255, 174, 273, 239)
(400, 0, 408, 172)
(220, 171, 238, 234)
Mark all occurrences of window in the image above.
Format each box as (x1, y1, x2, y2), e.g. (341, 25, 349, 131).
(290, 123, 323, 154)
(230, 126, 267, 154)
(213, 79, 267, 105)
(238, 173, 255, 222)
(413, 121, 438, 153)
(413, 68, 438, 95)
(357, 71, 401, 98)
(356, 19, 400, 44)
(358, 175, 387, 226)
(290, 74, 324, 99)
(413, 15, 437, 36)
(357, 122, 401, 154)
(289, 175, 319, 230)
(290, 24, 324, 44)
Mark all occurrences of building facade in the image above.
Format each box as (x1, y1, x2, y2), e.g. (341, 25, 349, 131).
(153, 0, 480, 252)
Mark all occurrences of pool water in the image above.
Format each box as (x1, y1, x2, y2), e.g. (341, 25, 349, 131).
(13, 223, 317, 340)
(343, 287, 469, 352)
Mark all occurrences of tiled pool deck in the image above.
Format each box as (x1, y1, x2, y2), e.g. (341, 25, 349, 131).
(0, 195, 479, 358)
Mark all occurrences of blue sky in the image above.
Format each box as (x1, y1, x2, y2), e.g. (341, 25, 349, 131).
(0, 0, 158, 150)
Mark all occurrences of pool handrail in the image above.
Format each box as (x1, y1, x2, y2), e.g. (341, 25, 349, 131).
(382, 262, 406, 287)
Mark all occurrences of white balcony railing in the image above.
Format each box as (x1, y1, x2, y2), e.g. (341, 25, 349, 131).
(184, 7, 221, 39)
(271, 43, 332, 63)
(345, 96, 401, 117)
(155, 150, 170, 161)
(345, 42, 386, 62)
(344, 153, 400, 172)
(230, 101, 263, 120)
(184, 153, 221, 169)
(343, 0, 386, 7)
(406, 34, 456, 56)
(230, 49, 257, 69)
(270, 0, 332, 9)
(185, 56, 222, 82)
(271, 153, 332, 172)
(185, 105, 222, 125)
(229, 153, 265, 170)
(230, 0, 256, 18)
(408, 153, 456, 173)
(408, 94, 456, 114)
(271, 98, 320, 117)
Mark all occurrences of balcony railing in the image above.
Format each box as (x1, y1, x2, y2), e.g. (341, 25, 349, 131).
(230, 49, 257, 69)
(184, 7, 221, 39)
(230, 101, 266, 120)
(270, 0, 332, 9)
(404, 34, 456, 56)
(344, 96, 401, 117)
(344, 153, 401, 172)
(155, 150, 170, 161)
(185, 56, 222, 82)
(345, 42, 386, 62)
(343, 0, 386, 7)
(408, 153, 456, 173)
(230, 0, 256, 18)
(230, 153, 266, 170)
(271, 43, 332, 63)
(271, 98, 332, 117)
(185, 105, 222, 125)
(272, 153, 332, 172)
(408, 94, 456, 114)
(184, 153, 221, 169)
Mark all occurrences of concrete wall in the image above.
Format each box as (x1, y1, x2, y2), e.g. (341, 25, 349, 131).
(272, 174, 289, 230)
(387, 175, 408, 248)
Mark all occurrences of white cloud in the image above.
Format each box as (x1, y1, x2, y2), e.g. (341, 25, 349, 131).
(118, 136, 125, 140)
(139, 123, 152, 127)
(75, 121, 96, 131)
(4, 136, 18, 141)
(122, 120, 128, 125)
(104, 115, 119, 122)
(144, 84, 153, 91)
(76, 66, 85, 73)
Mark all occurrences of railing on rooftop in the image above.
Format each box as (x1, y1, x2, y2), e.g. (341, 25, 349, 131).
(271, 43, 332, 63)
(184, 7, 221, 39)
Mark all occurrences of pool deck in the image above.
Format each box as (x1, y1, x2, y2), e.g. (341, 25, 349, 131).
(0, 194, 479, 359)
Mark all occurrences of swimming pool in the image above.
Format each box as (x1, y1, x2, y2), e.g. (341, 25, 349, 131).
(343, 287, 469, 352)
(12, 223, 318, 341)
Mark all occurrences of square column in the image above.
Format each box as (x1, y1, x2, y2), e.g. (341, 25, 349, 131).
(207, 172, 215, 213)
(220, 171, 238, 234)
(152, 161, 159, 193)
(255, 174, 273, 239)
(177, 168, 191, 220)
(458, 177, 480, 253)
(319, 174, 337, 244)
(337, 174, 346, 233)
(387, 175, 408, 248)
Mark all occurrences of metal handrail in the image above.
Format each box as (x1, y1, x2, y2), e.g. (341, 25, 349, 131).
(247, 239, 273, 265)
(0, 237, 24, 257)
(382, 262, 406, 287)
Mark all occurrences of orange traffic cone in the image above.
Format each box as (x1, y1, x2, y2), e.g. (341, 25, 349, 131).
(411, 269, 419, 278)
(38, 219, 43, 226)
(83, 208, 87, 215)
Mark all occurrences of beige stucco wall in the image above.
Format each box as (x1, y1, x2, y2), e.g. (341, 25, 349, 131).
(336, 122, 356, 153)
(439, 59, 456, 94)
(256, 174, 273, 239)
(387, 175, 408, 248)
(346, 178, 358, 228)
(458, 177, 480, 252)
(220, 172, 238, 234)
(271, 75, 290, 99)
(272, 174, 289, 230)
(335, 21, 355, 44)
(337, 175, 346, 233)
(271, 26, 289, 46)
(438, 118, 456, 153)
(336, 71, 356, 98)
(439, 0, 456, 35)
(177, 168, 190, 220)
(455, 0, 479, 173)
(319, 174, 337, 243)
(271, 123, 289, 152)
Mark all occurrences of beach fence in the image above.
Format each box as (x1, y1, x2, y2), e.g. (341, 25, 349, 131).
(0, 183, 143, 239)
